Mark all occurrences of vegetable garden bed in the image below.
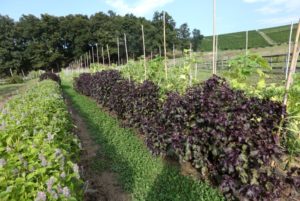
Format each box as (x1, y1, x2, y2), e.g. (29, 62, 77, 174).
(73, 70, 300, 200)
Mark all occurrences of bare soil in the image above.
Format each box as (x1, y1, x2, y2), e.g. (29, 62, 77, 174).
(65, 98, 130, 201)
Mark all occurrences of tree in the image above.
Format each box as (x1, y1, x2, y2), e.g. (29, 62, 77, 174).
(192, 29, 203, 51)
(177, 23, 191, 51)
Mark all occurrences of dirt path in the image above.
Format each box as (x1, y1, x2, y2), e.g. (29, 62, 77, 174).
(257, 30, 277, 46)
(65, 98, 130, 201)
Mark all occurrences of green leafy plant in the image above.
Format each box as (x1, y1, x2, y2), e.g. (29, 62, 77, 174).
(0, 80, 82, 200)
(226, 53, 271, 93)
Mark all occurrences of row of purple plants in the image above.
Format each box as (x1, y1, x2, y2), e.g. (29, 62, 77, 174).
(74, 70, 299, 200)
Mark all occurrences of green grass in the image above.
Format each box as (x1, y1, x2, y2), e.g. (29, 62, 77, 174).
(62, 79, 224, 201)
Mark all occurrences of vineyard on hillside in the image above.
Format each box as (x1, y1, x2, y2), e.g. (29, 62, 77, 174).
(201, 23, 298, 51)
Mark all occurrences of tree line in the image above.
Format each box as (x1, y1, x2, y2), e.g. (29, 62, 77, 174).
(0, 11, 203, 76)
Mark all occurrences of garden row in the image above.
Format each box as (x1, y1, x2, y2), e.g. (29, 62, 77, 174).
(74, 70, 300, 200)
(0, 79, 82, 200)
(63, 79, 224, 201)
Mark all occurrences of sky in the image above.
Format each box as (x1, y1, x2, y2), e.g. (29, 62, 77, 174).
(0, 0, 299, 36)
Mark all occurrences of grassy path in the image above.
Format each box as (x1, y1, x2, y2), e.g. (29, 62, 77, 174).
(62, 79, 224, 201)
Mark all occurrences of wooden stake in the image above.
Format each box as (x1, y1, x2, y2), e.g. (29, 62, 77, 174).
(159, 46, 161, 57)
(85, 53, 88, 68)
(117, 37, 120, 66)
(96, 44, 99, 64)
(216, 34, 218, 71)
(286, 22, 294, 79)
(212, 0, 217, 74)
(10, 68, 13, 77)
(173, 43, 176, 67)
(189, 43, 192, 86)
(163, 11, 168, 79)
(21, 69, 25, 77)
(92, 46, 95, 64)
(141, 25, 147, 80)
(284, 20, 300, 106)
(107, 44, 111, 66)
(101, 46, 105, 65)
(246, 30, 249, 55)
(124, 33, 129, 63)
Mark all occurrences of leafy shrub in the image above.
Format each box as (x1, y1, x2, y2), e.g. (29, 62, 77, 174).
(144, 76, 287, 200)
(0, 80, 82, 200)
(8, 74, 24, 84)
(74, 73, 94, 96)
(39, 72, 61, 84)
(74, 70, 299, 200)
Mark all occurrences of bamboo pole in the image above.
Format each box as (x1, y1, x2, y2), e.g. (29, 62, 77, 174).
(92, 46, 95, 64)
(216, 34, 218, 71)
(142, 25, 147, 80)
(101, 46, 105, 65)
(189, 43, 192, 86)
(286, 22, 294, 79)
(163, 11, 168, 79)
(283, 20, 300, 106)
(124, 33, 129, 64)
(246, 30, 248, 55)
(86, 53, 88, 68)
(117, 37, 120, 66)
(212, 0, 217, 74)
(96, 44, 99, 64)
(107, 44, 111, 66)
(159, 46, 161, 57)
(173, 43, 176, 67)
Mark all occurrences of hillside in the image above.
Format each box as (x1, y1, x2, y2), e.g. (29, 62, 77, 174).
(201, 23, 298, 52)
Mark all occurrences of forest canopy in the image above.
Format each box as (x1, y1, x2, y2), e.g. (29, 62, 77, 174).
(0, 11, 203, 76)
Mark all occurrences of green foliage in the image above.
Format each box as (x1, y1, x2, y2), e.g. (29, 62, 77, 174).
(0, 11, 199, 76)
(225, 53, 271, 93)
(0, 80, 82, 200)
(121, 53, 197, 96)
(63, 80, 224, 201)
(226, 54, 300, 155)
(8, 74, 24, 84)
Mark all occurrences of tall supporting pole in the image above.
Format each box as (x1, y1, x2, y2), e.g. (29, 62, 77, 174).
(107, 44, 111, 66)
(117, 37, 120, 66)
(101, 46, 105, 65)
(189, 43, 192, 86)
(124, 33, 129, 63)
(159, 46, 162, 57)
(246, 30, 249, 55)
(173, 43, 176, 67)
(80, 56, 82, 68)
(85, 53, 88, 68)
(212, 0, 217, 74)
(286, 22, 294, 79)
(142, 25, 147, 80)
(163, 11, 168, 79)
(96, 44, 99, 64)
(91, 46, 95, 64)
(284, 20, 300, 106)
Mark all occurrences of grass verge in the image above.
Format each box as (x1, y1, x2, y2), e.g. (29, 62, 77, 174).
(62, 79, 224, 201)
